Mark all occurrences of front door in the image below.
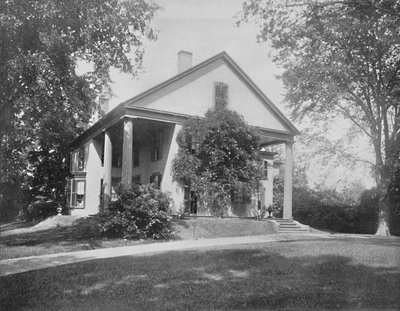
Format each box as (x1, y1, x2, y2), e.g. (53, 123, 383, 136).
(184, 180, 198, 214)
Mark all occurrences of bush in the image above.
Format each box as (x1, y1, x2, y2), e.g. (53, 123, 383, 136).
(290, 185, 360, 233)
(18, 196, 65, 222)
(274, 177, 398, 235)
(99, 184, 173, 240)
(357, 188, 379, 234)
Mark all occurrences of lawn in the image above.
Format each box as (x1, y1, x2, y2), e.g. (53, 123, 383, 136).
(1, 237, 399, 310)
(0, 217, 277, 260)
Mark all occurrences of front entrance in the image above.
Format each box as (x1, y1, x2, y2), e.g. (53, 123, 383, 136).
(184, 181, 198, 214)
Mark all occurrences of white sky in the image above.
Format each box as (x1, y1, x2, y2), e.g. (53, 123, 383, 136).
(107, 0, 285, 111)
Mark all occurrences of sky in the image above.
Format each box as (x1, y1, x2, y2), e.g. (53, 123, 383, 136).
(107, 0, 285, 111)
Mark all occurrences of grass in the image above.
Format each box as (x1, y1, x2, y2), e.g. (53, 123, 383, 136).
(0, 217, 151, 260)
(0, 237, 399, 310)
(0, 217, 277, 260)
(173, 217, 277, 239)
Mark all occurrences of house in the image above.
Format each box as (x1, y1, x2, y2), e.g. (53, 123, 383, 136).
(68, 51, 299, 218)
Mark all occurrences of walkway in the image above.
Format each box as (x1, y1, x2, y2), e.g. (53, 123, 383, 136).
(0, 233, 333, 277)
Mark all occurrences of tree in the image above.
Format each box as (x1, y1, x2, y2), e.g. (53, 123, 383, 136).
(172, 105, 262, 216)
(0, 0, 158, 218)
(239, 0, 400, 235)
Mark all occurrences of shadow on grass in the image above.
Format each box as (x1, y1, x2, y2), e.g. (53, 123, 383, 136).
(0, 218, 102, 247)
(0, 221, 38, 232)
(1, 243, 399, 311)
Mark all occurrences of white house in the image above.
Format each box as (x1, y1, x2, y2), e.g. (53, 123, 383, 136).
(68, 51, 299, 218)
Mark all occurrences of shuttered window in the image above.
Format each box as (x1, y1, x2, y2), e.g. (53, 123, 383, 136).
(66, 178, 86, 208)
(215, 82, 228, 107)
(151, 130, 163, 161)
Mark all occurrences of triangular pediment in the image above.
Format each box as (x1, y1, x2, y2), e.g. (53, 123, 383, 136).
(124, 52, 299, 135)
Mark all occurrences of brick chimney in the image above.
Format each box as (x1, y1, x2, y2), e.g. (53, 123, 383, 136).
(177, 50, 192, 74)
(99, 95, 109, 114)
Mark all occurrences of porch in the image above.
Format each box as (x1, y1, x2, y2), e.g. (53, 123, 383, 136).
(69, 107, 295, 219)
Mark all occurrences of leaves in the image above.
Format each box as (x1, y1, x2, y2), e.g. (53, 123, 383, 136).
(172, 106, 262, 215)
(0, 0, 159, 211)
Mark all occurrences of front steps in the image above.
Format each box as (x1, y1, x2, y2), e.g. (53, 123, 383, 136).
(272, 219, 309, 233)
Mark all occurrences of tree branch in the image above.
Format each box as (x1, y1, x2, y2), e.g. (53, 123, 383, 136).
(335, 103, 372, 138)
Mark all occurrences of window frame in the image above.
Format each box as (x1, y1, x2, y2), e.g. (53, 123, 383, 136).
(67, 177, 86, 209)
(150, 130, 163, 162)
(150, 172, 162, 189)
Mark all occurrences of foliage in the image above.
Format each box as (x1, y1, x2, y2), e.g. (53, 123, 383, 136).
(18, 196, 66, 222)
(0, 0, 158, 218)
(172, 105, 262, 216)
(272, 176, 394, 234)
(239, 0, 400, 235)
(293, 187, 360, 233)
(357, 188, 380, 234)
(272, 176, 283, 218)
(99, 184, 173, 240)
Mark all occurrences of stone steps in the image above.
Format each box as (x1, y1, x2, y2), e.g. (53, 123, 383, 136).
(273, 219, 309, 233)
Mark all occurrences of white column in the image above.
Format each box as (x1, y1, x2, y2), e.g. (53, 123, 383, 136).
(161, 124, 184, 213)
(84, 140, 102, 216)
(121, 118, 134, 186)
(283, 142, 293, 219)
(103, 131, 112, 209)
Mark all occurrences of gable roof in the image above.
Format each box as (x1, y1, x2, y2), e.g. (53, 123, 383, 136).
(71, 51, 299, 148)
(120, 51, 299, 134)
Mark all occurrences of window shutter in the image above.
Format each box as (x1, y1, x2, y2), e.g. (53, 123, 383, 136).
(215, 82, 228, 107)
(78, 147, 85, 170)
(71, 179, 77, 207)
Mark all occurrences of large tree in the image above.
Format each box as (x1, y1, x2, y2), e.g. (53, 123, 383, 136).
(239, 0, 400, 235)
(0, 0, 158, 218)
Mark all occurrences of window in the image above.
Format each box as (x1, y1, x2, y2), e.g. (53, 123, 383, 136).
(150, 173, 162, 189)
(101, 135, 105, 166)
(77, 147, 85, 171)
(151, 130, 163, 161)
(67, 178, 86, 208)
(190, 135, 200, 154)
(232, 187, 251, 204)
(215, 82, 228, 107)
(71, 147, 85, 172)
(112, 153, 122, 167)
(263, 160, 269, 180)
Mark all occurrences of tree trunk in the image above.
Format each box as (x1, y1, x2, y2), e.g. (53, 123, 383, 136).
(372, 131, 391, 236)
(375, 180, 391, 236)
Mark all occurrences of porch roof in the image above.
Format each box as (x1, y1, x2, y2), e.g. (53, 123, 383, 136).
(71, 106, 295, 149)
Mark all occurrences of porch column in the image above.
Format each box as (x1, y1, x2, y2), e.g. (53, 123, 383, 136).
(283, 141, 293, 219)
(103, 131, 112, 209)
(121, 117, 134, 186)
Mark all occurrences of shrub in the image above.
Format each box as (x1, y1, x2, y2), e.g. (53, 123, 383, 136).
(18, 196, 65, 222)
(99, 184, 173, 240)
(289, 185, 360, 233)
(357, 188, 379, 234)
